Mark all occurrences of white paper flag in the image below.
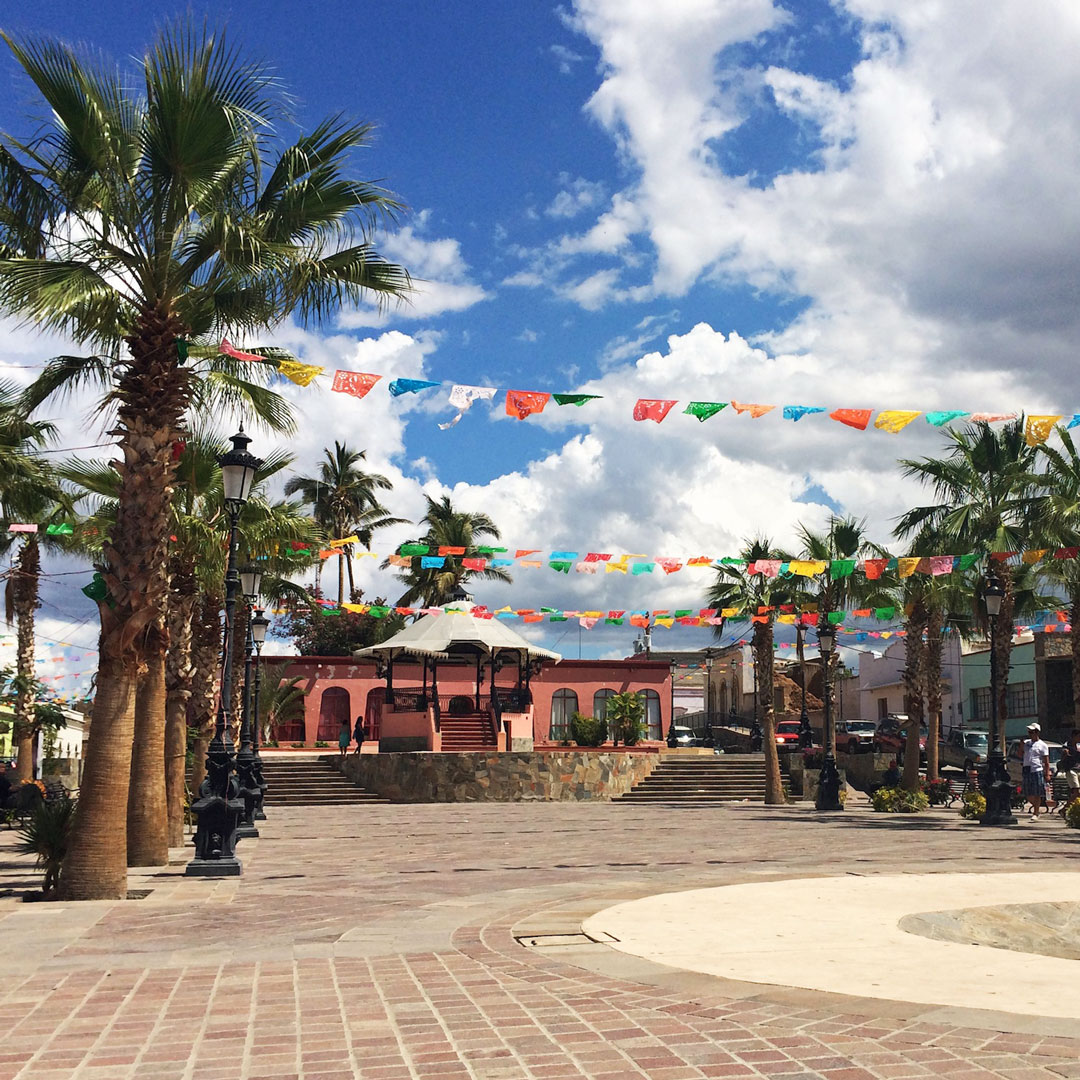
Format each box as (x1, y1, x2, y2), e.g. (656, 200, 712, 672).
(438, 384, 496, 429)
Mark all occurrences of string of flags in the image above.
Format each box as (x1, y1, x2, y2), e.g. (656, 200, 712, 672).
(212, 340, 1077, 446)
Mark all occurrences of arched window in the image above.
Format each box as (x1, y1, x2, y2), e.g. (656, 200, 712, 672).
(639, 689, 662, 740)
(549, 689, 578, 742)
(316, 686, 351, 742)
(593, 688, 616, 722)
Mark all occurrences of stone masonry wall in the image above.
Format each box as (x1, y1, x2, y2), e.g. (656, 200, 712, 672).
(331, 750, 659, 802)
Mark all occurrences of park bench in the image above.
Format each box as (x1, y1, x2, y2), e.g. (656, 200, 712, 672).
(943, 777, 972, 807)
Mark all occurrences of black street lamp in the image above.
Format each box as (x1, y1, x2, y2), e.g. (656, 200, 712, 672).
(797, 621, 813, 749)
(250, 607, 270, 822)
(815, 624, 843, 811)
(187, 427, 262, 877)
(236, 563, 264, 839)
(981, 573, 1017, 826)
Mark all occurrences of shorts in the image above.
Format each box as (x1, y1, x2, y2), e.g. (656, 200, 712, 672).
(1067, 770, 1080, 789)
(1021, 767, 1046, 797)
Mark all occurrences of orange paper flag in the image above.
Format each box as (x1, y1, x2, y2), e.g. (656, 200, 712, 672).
(830, 408, 872, 431)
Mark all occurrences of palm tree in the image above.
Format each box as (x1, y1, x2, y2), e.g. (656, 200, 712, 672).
(392, 495, 512, 608)
(0, 25, 410, 899)
(897, 420, 1039, 757)
(706, 538, 794, 805)
(258, 674, 308, 744)
(0, 383, 67, 782)
(284, 442, 406, 606)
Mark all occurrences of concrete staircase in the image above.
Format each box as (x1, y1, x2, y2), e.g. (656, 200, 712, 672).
(259, 756, 388, 806)
(439, 711, 498, 753)
(615, 753, 770, 805)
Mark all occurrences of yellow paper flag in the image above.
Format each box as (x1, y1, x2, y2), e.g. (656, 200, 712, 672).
(329, 535, 359, 548)
(874, 410, 921, 433)
(1025, 415, 1063, 447)
(788, 559, 827, 577)
(277, 359, 324, 386)
(1022, 549, 1048, 564)
(898, 557, 919, 578)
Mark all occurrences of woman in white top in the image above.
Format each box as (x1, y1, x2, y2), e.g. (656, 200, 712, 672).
(1021, 722, 1052, 816)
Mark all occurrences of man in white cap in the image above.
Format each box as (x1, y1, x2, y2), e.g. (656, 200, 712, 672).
(1021, 722, 1052, 816)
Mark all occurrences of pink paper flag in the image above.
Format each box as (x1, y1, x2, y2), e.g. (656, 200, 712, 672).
(220, 338, 265, 363)
(633, 398, 678, 423)
(331, 370, 381, 399)
(7, 524, 38, 533)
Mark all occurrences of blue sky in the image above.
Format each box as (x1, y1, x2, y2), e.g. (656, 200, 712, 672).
(3, 0, 1080, 675)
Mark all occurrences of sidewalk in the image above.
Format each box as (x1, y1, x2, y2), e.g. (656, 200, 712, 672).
(0, 801, 1077, 1078)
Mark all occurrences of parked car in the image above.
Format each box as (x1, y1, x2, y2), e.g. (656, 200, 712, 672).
(873, 716, 927, 761)
(836, 719, 876, 754)
(1005, 739, 1064, 784)
(774, 719, 803, 749)
(667, 725, 699, 748)
(940, 729, 989, 771)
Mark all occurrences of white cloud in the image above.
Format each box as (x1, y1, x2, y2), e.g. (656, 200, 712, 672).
(550, 43, 587, 75)
(545, 174, 606, 218)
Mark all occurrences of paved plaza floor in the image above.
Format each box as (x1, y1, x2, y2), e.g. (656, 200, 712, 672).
(0, 800, 1078, 1080)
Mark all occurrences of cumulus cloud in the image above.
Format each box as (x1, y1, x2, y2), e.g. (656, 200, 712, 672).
(545, 174, 606, 218)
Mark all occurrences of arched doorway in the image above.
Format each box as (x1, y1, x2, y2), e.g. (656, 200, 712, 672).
(317, 686, 351, 742)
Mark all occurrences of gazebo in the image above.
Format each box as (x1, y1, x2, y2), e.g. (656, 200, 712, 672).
(353, 602, 561, 752)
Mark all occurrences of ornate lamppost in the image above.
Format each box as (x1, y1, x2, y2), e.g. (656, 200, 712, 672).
(797, 620, 813, 749)
(187, 427, 262, 876)
(815, 624, 843, 811)
(981, 573, 1017, 826)
(250, 607, 270, 821)
(235, 563, 263, 840)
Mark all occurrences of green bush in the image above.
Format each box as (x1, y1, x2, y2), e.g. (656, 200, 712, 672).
(920, 777, 952, 806)
(570, 712, 607, 747)
(961, 789, 987, 819)
(1064, 799, 1080, 829)
(606, 691, 646, 746)
(290, 742, 306, 749)
(314, 740, 330, 748)
(871, 786, 930, 813)
(16, 797, 77, 895)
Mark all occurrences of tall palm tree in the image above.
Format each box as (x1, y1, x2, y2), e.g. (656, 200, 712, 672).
(284, 442, 406, 606)
(0, 25, 410, 899)
(392, 495, 512, 608)
(706, 538, 794, 805)
(897, 420, 1039, 756)
(0, 383, 66, 782)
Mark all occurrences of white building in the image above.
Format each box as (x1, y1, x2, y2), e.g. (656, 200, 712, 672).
(850, 637, 962, 732)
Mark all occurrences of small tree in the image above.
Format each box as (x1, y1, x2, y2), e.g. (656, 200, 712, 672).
(606, 691, 645, 747)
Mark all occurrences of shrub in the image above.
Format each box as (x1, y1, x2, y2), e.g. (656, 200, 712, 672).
(314, 740, 330, 748)
(920, 777, 953, 806)
(1064, 799, 1080, 829)
(16, 797, 77, 895)
(606, 691, 646, 746)
(871, 786, 930, 813)
(570, 712, 607, 747)
(290, 742, 306, 749)
(961, 789, 987, 819)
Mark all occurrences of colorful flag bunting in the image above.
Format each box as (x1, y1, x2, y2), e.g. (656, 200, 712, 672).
(7, 524, 37, 533)
(219, 338, 265, 363)
(970, 412, 1017, 422)
(389, 378, 439, 397)
(399, 543, 428, 555)
(873, 410, 921, 433)
(331, 370, 381, 399)
(438, 546, 466, 556)
(1025, 415, 1064, 446)
(925, 410, 969, 427)
(420, 556, 446, 569)
(831, 559, 856, 578)
(552, 393, 600, 406)
(329, 535, 359, 548)
(506, 390, 551, 419)
(930, 555, 955, 575)
(45, 523, 74, 536)
(633, 398, 678, 423)
(731, 401, 775, 418)
(783, 405, 826, 422)
(440, 384, 496, 428)
(683, 401, 727, 422)
(830, 409, 872, 431)
(277, 358, 324, 386)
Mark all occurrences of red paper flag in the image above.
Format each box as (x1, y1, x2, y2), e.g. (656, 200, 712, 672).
(830, 408, 872, 430)
(438, 546, 466, 556)
(220, 338, 265, 363)
(863, 558, 887, 579)
(461, 557, 487, 571)
(1054, 547, 1079, 559)
(633, 398, 677, 423)
(990, 551, 1017, 561)
(332, 370, 381, 399)
(505, 390, 551, 420)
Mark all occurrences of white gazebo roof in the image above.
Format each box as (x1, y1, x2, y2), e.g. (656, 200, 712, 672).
(352, 603, 562, 663)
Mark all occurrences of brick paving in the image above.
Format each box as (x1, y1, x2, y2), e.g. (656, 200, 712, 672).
(0, 800, 1077, 1079)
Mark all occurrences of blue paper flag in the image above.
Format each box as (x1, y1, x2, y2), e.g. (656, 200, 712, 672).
(420, 555, 446, 569)
(1068, 414, 1080, 429)
(925, 410, 969, 427)
(388, 378, 440, 397)
(783, 405, 826, 422)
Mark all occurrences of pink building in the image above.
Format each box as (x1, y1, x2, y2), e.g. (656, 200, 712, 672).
(278, 655, 673, 750)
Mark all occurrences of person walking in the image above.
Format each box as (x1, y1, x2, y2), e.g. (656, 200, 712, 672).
(1058, 728, 1080, 803)
(338, 716, 351, 758)
(353, 715, 365, 755)
(1021, 722, 1052, 816)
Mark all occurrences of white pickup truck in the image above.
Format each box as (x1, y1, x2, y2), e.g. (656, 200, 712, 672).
(940, 728, 989, 770)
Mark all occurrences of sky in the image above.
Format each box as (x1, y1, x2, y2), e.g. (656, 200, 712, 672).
(2, 0, 1080, 689)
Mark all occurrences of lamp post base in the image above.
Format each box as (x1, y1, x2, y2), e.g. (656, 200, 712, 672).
(815, 755, 844, 811)
(980, 753, 1018, 826)
(235, 823, 260, 839)
(185, 857, 242, 877)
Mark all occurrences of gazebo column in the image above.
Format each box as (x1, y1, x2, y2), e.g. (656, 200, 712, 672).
(384, 652, 395, 705)
(420, 657, 428, 709)
(431, 660, 440, 732)
(489, 655, 505, 749)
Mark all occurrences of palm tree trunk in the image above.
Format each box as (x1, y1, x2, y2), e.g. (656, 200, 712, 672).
(58, 653, 136, 899)
(346, 545, 356, 602)
(338, 550, 346, 607)
(924, 607, 943, 782)
(12, 536, 39, 782)
(60, 309, 191, 899)
(901, 601, 927, 791)
(188, 591, 222, 793)
(995, 567, 1015, 754)
(127, 642, 169, 866)
(756, 623, 784, 804)
(164, 564, 196, 848)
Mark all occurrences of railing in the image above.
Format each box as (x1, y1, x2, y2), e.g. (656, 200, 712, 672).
(386, 686, 428, 712)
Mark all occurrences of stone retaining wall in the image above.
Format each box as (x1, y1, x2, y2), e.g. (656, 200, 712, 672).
(331, 750, 659, 802)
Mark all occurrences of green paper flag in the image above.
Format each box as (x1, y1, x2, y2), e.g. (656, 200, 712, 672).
(549, 615, 568, 622)
(323, 608, 342, 616)
(874, 606, 896, 619)
(368, 606, 390, 618)
(827, 611, 844, 624)
(174, 338, 189, 362)
(674, 609, 692, 617)
(399, 543, 429, 556)
(957, 553, 981, 571)
(720, 557, 745, 566)
(553, 393, 600, 407)
(606, 617, 624, 625)
(683, 401, 727, 422)
(476, 546, 508, 555)
(81, 573, 107, 602)
(46, 523, 74, 536)
(830, 559, 856, 578)
(548, 561, 572, 573)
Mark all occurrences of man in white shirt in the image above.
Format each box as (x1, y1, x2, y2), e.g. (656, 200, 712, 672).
(1021, 722, 1051, 817)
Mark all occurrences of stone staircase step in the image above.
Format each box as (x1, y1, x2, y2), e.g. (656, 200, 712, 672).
(259, 756, 388, 806)
(616, 756, 769, 805)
